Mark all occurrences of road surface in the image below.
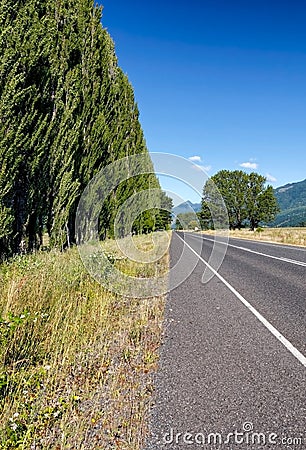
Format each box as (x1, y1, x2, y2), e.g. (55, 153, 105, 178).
(145, 232, 306, 449)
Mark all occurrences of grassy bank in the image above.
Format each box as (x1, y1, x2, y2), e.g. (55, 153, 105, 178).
(200, 227, 306, 247)
(0, 233, 169, 449)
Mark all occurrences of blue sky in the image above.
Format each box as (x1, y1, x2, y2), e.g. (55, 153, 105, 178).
(100, 0, 306, 203)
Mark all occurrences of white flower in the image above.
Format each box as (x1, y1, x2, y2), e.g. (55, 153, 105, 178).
(11, 422, 18, 431)
(20, 314, 25, 319)
(13, 412, 19, 418)
(44, 365, 51, 371)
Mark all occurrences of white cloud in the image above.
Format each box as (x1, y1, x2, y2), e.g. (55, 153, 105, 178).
(240, 161, 258, 169)
(189, 155, 202, 162)
(266, 173, 277, 182)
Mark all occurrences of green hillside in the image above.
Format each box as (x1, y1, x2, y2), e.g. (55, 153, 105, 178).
(272, 179, 306, 227)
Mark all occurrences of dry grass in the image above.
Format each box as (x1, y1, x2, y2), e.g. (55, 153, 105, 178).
(200, 227, 306, 247)
(101, 231, 170, 278)
(0, 232, 170, 449)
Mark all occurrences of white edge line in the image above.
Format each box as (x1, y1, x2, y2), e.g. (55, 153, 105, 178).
(177, 232, 306, 368)
(218, 235, 306, 252)
(187, 233, 306, 267)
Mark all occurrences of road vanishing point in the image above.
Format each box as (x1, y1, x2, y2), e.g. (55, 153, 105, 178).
(146, 232, 306, 449)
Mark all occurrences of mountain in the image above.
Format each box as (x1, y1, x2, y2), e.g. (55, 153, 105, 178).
(173, 201, 201, 216)
(272, 179, 306, 227)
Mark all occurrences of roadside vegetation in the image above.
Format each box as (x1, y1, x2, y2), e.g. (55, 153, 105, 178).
(0, 233, 168, 449)
(0, 1, 172, 447)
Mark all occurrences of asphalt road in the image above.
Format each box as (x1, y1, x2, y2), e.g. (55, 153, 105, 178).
(145, 232, 306, 450)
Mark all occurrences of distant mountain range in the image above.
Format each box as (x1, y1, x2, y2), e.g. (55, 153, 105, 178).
(172, 179, 306, 227)
(271, 178, 306, 227)
(172, 200, 201, 216)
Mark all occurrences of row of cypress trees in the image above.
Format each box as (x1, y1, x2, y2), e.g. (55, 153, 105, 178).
(0, 0, 171, 258)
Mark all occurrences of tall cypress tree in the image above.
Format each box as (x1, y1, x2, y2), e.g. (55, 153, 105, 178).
(0, 0, 52, 255)
(0, 0, 172, 258)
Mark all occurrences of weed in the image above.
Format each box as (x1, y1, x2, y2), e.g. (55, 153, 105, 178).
(0, 232, 169, 449)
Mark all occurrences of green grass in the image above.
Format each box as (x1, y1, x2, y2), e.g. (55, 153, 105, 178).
(0, 233, 169, 449)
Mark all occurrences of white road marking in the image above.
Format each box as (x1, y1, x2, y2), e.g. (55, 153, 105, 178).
(227, 236, 306, 252)
(187, 233, 306, 267)
(176, 233, 306, 368)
